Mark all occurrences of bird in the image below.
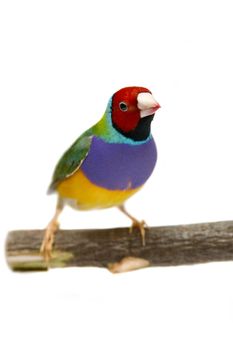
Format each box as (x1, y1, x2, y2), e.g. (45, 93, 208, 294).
(40, 86, 160, 260)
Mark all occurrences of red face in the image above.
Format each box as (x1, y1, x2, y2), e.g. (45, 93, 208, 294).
(111, 86, 152, 133)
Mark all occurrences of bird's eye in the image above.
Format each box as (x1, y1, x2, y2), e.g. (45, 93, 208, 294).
(119, 102, 128, 112)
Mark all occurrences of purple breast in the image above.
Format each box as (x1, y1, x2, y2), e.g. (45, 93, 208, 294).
(81, 137, 157, 190)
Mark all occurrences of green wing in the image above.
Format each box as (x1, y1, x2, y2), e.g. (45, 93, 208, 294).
(48, 131, 93, 193)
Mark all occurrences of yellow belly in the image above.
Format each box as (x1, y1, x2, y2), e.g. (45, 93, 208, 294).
(57, 169, 141, 210)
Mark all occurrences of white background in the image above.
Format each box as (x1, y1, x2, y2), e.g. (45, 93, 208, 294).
(1, 0, 233, 349)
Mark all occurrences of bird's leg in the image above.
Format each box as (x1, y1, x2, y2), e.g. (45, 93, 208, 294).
(40, 198, 64, 262)
(118, 204, 147, 246)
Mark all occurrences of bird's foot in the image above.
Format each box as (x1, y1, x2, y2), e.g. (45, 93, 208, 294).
(129, 220, 148, 246)
(118, 205, 148, 246)
(40, 220, 59, 262)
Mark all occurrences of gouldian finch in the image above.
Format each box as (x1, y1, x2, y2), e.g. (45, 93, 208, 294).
(40, 86, 160, 260)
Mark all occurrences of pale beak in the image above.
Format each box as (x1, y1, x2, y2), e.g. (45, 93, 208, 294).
(137, 92, 161, 118)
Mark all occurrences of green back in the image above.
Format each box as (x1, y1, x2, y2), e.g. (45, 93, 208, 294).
(48, 130, 93, 193)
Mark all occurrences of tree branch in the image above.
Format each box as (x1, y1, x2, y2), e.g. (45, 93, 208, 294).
(6, 221, 233, 272)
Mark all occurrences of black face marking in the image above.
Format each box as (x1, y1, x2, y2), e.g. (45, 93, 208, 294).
(113, 115, 154, 141)
(119, 102, 128, 112)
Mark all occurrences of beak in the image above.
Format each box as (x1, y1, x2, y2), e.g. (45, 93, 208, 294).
(137, 92, 161, 118)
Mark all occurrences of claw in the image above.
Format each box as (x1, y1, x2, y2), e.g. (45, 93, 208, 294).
(118, 205, 148, 246)
(130, 220, 147, 246)
(40, 220, 59, 262)
(40, 199, 63, 262)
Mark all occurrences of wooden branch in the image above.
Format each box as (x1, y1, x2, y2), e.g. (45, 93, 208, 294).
(6, 221, 233, 272)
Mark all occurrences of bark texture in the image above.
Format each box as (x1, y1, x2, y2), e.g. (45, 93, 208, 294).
(6, 221, 233, 272)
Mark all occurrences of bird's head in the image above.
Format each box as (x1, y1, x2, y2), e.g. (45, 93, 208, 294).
(110, 86, 160, 141)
